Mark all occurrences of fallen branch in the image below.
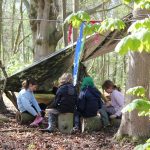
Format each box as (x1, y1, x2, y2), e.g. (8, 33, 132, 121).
(0, 128, 35, 132)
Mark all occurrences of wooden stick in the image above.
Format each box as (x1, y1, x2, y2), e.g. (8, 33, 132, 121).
(0, 128, 35, 132)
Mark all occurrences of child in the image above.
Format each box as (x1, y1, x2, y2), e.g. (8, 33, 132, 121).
(73, 77, 110, 131)
(41, 73, 77, 132)
(17, 79, 43, 126)
(102, 80, 124, 119)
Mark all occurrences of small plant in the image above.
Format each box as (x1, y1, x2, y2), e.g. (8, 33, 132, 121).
(28, 143, 36, 150)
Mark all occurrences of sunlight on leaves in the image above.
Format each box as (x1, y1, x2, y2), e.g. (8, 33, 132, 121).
(115, 28, 150, 54)
(122, 99, 150, 117)
(64, 11, 90, 28)
(98, 18, 126, 33)
(126, 86, 146, 97)
(128, 18, 150, 33)
(115, 35, 142, 55)
(134, 142, 150, 150)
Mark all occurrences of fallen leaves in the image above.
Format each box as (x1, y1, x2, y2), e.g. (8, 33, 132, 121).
(0, 113, 135, 150)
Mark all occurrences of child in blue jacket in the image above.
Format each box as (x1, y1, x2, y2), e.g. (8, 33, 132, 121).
(17, 79, 43, 126)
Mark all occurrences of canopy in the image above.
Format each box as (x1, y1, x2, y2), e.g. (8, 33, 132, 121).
(0, 14, 132, 92)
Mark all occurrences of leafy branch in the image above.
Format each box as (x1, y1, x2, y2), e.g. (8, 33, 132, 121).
(122, 86, 150, 117)
(65, 11, 126, 38)
(115, 18, 150, 55)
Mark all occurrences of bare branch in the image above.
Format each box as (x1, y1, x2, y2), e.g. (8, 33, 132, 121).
(18, 33, 32, 48)
(23, 0, 30, 14)
(86, 0, 111, 15)
(96, 4, 122, 13)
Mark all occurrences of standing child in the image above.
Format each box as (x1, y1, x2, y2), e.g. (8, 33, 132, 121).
(102, 80, 124, 119)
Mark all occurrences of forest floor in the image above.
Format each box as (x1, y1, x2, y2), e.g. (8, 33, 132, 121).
(0, 97, 135, 150)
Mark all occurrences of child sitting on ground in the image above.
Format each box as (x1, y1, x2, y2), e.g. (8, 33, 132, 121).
(17, 79, 43, 126)
(102, 80, 124, 119)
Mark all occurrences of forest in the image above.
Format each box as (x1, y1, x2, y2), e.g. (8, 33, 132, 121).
(0, 0, 150, 149)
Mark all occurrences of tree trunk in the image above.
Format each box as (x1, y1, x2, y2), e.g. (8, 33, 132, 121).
(107, 54, 110, 79)
(13, 0, 23, 54)
(29, 0, 109, 61)
(11, 0, 16, 51)
(112, 54, 118, 83)
(0, 0, 7, 113)
(61, 0, 68, 47)
(0, 0, 3, 62)
(116, 8, 150, 139)
(0, 93, 7, 113)
(118, 54, 150, 139)
(117, 52, 150, 138)
(30, 0, 62, 61)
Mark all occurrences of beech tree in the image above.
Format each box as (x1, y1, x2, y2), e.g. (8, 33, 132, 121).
(116, 8, 150, 138)
(24, 0, 111, 61)
(65, 0, 150, 139)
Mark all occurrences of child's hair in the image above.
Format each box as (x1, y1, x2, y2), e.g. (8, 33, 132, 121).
(58, 73, 73, 86)
(22, 78, 38, 89)
(102, 80, 121, 91)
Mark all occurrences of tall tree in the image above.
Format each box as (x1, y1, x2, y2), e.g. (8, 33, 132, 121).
(0, 1, 7, 112)
(61, 0, 67, 47)
(116, 8, 150, 138)
(11, 0, 16, 51)
(29, 0, 111, 61)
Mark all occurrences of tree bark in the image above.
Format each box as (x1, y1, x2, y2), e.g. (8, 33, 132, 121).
(13, 0, 23, 54)
(117, 52, 150, 138)
(29, 0, 107, 61)
(30, 0, 61, 61)
(11, 0, 16, 51)
(61, 0, 68, 47)
(0, 0, 7, 113)
(0, 0, 3, 62)
(116, 8, 150, 139)
(112, 54, 118, 83)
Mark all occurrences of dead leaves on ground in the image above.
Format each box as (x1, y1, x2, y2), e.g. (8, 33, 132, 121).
(0, 115, 134, 150)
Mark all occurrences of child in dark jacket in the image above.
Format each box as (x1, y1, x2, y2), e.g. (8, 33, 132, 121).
(41, 73, 77, 132)
(74, 77, 110, 131)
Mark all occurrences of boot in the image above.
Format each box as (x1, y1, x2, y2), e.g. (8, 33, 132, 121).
(40, 113, 57, 133)
(30, 116, 43, 126)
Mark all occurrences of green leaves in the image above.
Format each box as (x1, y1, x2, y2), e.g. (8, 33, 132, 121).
(122, 86, 150, 117)
(126, 86, 146, 97)
(115, 18, 150, 55)
(115, 35, 142, 55)
(128, 18, 150, 33)
(139, 0, 150, 9)
(65, 12, 126, 38)
(77, 11, 90, 22)
(123, 0, 150, 10)
(115, 28, 150, 54)
(98, 18, 126, 33)
(122, 0, 150, 11)
(134, 138, 150, 150)
(64, 11, 90, 28)
(122, 99, 150, 116)
(84, 24, 101, 37)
